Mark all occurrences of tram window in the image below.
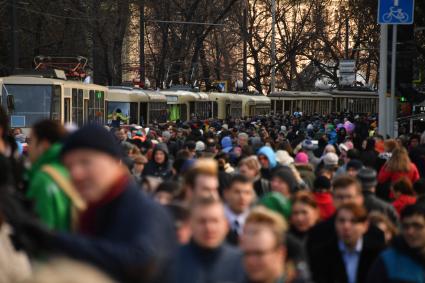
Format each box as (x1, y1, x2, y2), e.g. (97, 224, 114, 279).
(51, 85, 61, 122)
(64, 98, 70, 123)
(195, 102, 210, 120)
(88, 90, 95, 123)
(284, 101, 290, 112)
(181, 104, 187, 121)
(213, 102, 218, 118)
(276, 100, 283, 114)
(189, 102, 195, 118)
(72, 89, 84, 127)
(149, 102, 167, 123)
(130, 102, 138, 125)
(88, 90, 105, 124)
(4, 84, 53, 126)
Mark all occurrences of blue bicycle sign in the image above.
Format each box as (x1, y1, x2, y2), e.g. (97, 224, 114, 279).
(378, 0, 414, 25)
(383, 6, 409, 23)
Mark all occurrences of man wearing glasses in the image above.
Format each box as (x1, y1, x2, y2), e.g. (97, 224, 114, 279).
(240, 207, 288, 283)
(367, 204, 425, 283)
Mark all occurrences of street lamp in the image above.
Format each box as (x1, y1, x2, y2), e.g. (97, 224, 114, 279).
(271, 0, 276, 93)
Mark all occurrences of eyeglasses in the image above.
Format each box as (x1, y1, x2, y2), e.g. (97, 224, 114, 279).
(243, 247, 279, 258)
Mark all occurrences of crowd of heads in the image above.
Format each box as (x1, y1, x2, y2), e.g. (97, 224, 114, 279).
(0, 108, 425, 283)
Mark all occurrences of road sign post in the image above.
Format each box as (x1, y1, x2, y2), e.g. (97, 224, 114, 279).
(378, 0, 415, 137)
(389, 25, 397, 137)
(378, 24, 388, 137)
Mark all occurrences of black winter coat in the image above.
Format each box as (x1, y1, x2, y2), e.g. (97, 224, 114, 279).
(310, 235, 384, 283)
(306, 215, 385, 263)
(51, 181, 177, 283)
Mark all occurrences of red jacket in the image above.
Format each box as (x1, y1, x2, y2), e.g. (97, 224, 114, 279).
(377, 163, 420, 184)
(392, 194, 417, 215)
(313, 192, 335, 221)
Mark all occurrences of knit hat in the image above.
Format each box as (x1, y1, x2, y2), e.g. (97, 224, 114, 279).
(275, 150, 294, 166)
(323, 152, 339, 166)
(195, 141, 206, 152)
(313, 176, 331, 191)
(271, 167, 298, 193)
(61, 124, 122, 159)
(357, 167, 377, 190)
(346, 159, 363, 171)
(302, 139, 314, 150)
(295, 152, 309, 164)
(259, 192, 291, 220)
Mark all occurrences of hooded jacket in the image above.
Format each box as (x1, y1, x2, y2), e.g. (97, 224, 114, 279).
(26, 143, 72, 231)
(258, 146, 277, 168)
(221, 136, 233, 153)
(143, 143, 173, 180)
(258, 146, 277, 180)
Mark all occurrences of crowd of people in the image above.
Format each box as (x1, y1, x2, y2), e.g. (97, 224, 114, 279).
(0, 109, 425, 283)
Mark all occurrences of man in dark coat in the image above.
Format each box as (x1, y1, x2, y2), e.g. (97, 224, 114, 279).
(174, 197, 244, 283)
(307, 176, 385, 262)
(10, 125, 177, 283)
(310, 203, 384, 283)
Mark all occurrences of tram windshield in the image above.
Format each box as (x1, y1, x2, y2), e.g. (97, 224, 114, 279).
(3, 84, 61, 127)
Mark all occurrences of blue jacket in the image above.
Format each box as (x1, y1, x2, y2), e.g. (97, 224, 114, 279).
(366, 237, 425, 283)
(258, 146, 277, 169)
(51, 181, 177, 283)
(175, 241, 244, 283)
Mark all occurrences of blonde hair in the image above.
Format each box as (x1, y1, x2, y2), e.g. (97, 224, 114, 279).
(385, 147, 411, 172)
(238, 155, 261, 173)
(183, 158, 218, 187)
(245, 206, 288, 246)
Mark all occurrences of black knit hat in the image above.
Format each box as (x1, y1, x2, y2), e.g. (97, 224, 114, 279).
(346, 159, 363, 171)
(61, 124, 122, 159)
(271, 167, 298, 193)
(313, 175, 331, 191)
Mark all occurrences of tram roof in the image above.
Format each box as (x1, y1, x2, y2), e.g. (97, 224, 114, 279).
(161, 90, 209, 101)
(143, 90, 167, 102)
(240, 94, 271, 103)
(329, 89, 378, 96)
(1, 75, 108, 91)
(269, 91, 332, 98)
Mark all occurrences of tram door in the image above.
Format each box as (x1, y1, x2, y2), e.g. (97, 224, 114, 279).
(140, 102, 148, 125)
(64, 98, 71, 123)
(84, 99, 89, 124)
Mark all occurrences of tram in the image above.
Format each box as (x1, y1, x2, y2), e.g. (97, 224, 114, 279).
(1, 74, 107, 129)
(0, 73, 379, 128)
(162, 89, 211, 121)
(269, 91, 333, 115)
(107, 87, 168, 125)
(329, 89, 378, 114)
